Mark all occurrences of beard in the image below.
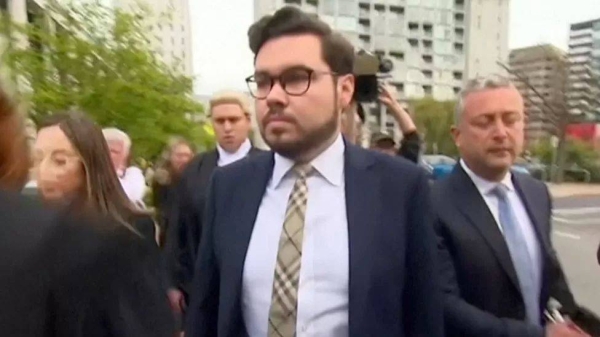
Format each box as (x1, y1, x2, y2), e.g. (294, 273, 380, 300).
(260, 107, 339, 161)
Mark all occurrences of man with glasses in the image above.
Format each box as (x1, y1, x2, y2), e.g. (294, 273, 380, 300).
(185, 6, 442, 337)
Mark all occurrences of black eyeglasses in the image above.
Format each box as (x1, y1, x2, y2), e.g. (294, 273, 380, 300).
(245, 67, 337, 100)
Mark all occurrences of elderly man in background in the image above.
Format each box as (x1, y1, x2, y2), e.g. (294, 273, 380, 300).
(102, 127, 147, 206)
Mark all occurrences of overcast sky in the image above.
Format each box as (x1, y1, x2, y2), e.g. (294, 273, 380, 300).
(190, 0, 600, 95)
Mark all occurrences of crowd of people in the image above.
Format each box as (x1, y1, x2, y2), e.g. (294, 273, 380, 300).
(1, 5, 600, 337)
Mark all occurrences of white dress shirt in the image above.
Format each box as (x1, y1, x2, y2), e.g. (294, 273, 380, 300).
(242, 133, 349, 337)
(119, 166, 146, 206)
(460, 160, 542, 273)
(217, 138, 252, 167)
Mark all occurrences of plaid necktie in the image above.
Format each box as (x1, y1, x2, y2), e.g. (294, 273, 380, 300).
(268, 164, 312, 337)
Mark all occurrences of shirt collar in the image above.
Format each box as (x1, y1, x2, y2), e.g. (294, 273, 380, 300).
(271, 133, 345, 188)
(460, 159, 514, 196)
(217, 138, 251, 159)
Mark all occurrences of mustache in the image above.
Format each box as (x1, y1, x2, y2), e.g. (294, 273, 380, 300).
(263, 109, 297, 124)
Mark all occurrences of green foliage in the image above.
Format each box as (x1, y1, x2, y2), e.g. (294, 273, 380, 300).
(0, 1, 208, 160)
(410, 97, 457, 157)
(530, 138, 600, 182)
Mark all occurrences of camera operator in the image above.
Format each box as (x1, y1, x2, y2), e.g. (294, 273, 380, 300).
(376, 82, 421, 163)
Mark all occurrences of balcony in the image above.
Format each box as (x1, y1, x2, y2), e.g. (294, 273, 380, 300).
(454, 0, 465, 11)
(389, 5, 404, 15)
(389, 50, 404, 61)
(454, 27, 464, 40)
(454, 42, 464, 53)
(454, 13, 465, 25)
(423, 85, 433, 96)
(423, 23, 433, 38)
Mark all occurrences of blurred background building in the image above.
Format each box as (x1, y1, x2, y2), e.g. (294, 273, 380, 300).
(567, 18, 600, 119)
(509, 45, 567, 146)
(114, 0, 194, 77)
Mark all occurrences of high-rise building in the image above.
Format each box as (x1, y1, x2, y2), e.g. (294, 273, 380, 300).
(465, 0, 509, 79)
(114, 0, 194, 77)
(508, 45, 567, 145)
(253, 0, 509, 137)
(567, 18, 600, 119)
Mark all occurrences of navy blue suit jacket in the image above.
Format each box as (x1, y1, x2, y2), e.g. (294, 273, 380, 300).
(432, 165, 578, 337)
(185, 142, 443, 337)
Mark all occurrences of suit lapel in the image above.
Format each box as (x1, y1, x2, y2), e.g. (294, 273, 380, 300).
(227, 152, 274, 308)
(450, 165, 521, 292)
(344, 144, 378, 336)
(248, 146, 264, 157)
(198, 150, 218, 183)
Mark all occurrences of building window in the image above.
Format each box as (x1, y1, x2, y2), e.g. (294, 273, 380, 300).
(423, 85, 433, 95)
(477, 15, 481, 28)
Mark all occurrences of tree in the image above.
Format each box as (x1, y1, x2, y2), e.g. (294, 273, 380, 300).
(410, 97, 458, 157)
(500, 45, 600, 182)
(0, 1, 211, 160)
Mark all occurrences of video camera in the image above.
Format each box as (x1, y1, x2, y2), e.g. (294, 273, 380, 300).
(353, 49, 394, 103)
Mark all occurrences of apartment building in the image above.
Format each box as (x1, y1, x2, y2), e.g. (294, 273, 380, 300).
(508, 45, 567, 145)
(114, 0, 194, 77)
(567, 18, 600, 119)
(253, 0, 509, 138)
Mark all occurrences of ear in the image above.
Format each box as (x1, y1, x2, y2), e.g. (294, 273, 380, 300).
(451, 125, 460, 148)
(338, 74, 355, 110)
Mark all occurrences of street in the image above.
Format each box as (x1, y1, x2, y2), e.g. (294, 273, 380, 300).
(553, 196, 600, 314)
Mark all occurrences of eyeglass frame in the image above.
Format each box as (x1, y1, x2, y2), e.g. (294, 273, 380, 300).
(244, 66, 342, 100)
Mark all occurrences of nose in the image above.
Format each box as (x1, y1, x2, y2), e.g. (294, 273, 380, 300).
(223, 121, 233, 133)
(37, 159, 58, 185)
(492, 119, 509, 139)
(265, 80, 288, 109)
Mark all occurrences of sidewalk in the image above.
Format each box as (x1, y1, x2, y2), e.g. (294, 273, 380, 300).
(547, 183, 600, 198)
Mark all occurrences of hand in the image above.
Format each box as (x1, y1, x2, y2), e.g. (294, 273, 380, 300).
(167, 288, 187, 314)
(546, 322, 590, 337)
(378, 82, 399, 108)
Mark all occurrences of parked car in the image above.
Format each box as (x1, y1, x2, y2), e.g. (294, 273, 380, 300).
(423, 154, 532, 180)
(422, 155, 456, 180)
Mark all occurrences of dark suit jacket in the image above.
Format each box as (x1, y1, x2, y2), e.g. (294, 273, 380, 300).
(134, 214, 158, 243)
(185, 142, 443, 337)
(165, 147, 264, 298)
(0, 190, 174, 337)
(432, 164, 578, 337)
